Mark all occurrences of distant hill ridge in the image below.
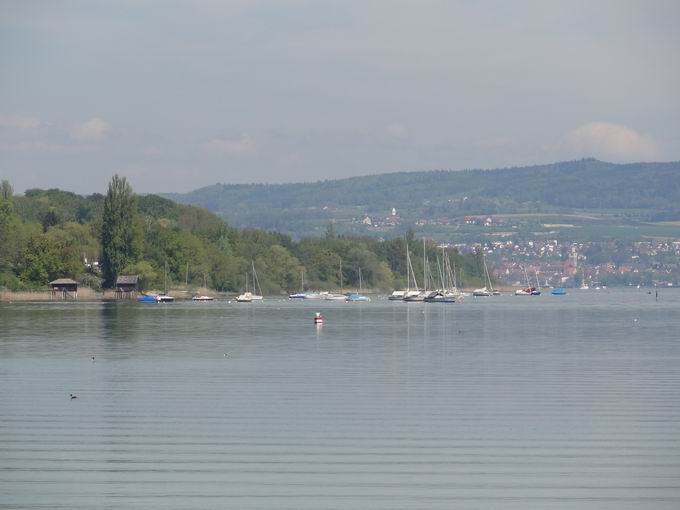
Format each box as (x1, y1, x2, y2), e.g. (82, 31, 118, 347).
(164, 159, 680, 237)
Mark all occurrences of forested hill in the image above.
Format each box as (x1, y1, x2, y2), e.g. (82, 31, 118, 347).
(165, 159, 680, 238)
(0, 180, 489, 294)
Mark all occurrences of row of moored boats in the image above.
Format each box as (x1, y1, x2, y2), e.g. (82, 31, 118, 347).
(138, 250, 571, 304)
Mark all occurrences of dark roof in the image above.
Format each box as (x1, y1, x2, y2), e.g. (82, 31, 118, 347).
(49, 278, 78, 285)
(116, 275, 139, 285)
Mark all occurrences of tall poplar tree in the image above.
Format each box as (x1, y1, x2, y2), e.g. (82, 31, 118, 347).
(101, 175, 142, 287)
(0, 180, 15, 273)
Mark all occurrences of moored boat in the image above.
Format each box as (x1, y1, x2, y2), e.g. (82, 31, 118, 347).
(346, 267, 370, 302)
(346, 292, 370, 302)
(324, 293, 347, 301)
(424, 290, 456, 303)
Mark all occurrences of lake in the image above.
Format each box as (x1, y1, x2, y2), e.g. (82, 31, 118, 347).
(1, 289, 679, 509)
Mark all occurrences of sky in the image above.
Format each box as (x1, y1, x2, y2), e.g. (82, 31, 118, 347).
(1, 0, 679, 194)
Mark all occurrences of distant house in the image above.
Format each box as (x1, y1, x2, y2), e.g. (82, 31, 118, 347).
(49, 278, 78, 300)
(115, 275, 139, 299)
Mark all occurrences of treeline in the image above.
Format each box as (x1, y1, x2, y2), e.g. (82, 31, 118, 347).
(0, 177, 488, 294)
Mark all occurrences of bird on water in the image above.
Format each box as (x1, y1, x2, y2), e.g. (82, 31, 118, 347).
(69, 393, 77, 399)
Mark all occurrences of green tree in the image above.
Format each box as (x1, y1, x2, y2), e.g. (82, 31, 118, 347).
(100, 175, 142, 287)
(325, 221, 337, 239)
(122, 260, 159, 290)
(19, 234, 74, 286)
(0, 180, 13, 202)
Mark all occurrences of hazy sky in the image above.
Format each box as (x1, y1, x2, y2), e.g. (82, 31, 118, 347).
(1, 0, 679, 194)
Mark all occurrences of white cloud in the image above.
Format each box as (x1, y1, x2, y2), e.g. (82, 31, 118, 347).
(70, 117, 111, 142)
(0, 114, 42, 130)
(384, 123, 408, 140)
(564, 122, 661, 162)
(202, 135, 257, 156)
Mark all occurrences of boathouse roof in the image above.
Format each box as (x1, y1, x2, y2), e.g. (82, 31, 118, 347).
(116, 275, 139, 285)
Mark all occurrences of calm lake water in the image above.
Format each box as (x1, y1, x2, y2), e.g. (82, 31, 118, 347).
(1, 289, 679, 509)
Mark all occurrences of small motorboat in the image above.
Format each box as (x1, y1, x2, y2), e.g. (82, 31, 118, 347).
(192, 295, 214, 301)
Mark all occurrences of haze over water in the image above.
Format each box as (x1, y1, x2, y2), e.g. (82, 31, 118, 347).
(1, 289, 679, 509)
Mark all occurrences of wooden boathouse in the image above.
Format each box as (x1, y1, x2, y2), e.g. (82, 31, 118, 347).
(115, 275, 139, 299)
(49, 278, 78, 300)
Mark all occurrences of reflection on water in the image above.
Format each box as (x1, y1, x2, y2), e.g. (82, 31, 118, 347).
(1, 290, 680, 509)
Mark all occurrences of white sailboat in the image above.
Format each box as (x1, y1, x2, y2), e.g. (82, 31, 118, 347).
(389, 243, 418, 300)
(289, 269, 321, 299)
(425, 248, 456, 303)
(193, 273, 214, 301)
(156, 261, 175, 302)
(473, 252, 497, 296)
(289, 269, 305, 299)
(404, 239, 429, 301)
(236, 262, 264, 302)
(325, 259, 347, 300)
(236, 271, 253, 302)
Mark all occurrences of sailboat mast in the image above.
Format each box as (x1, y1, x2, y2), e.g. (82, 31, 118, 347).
(441, 247, 446, 289)
(406, 244, 410, 292)
(164, 260, 168, 295)
(484, 254, 494, 292)
(423, 238, 426, 292)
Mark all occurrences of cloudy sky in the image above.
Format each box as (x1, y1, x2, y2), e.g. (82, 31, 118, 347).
(1, 0, 679, 194)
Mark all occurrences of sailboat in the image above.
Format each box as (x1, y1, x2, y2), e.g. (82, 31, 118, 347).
(325, 260, 347, 300)
(473, 252, 497, 296)
(156, 261, 174, 302)
(346, 267, 370, 301)
(236, 262, 264, 302)
(193, 273, 214, 301)
(236, 271, 253, 302)
(289, 270, 322, 299)
(425, 248, 456, 303)
(515, 266, 539, 295)
(389, 244, 420, 300)
(404, 239, 430, 302)
(290, 270, 309, 299)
